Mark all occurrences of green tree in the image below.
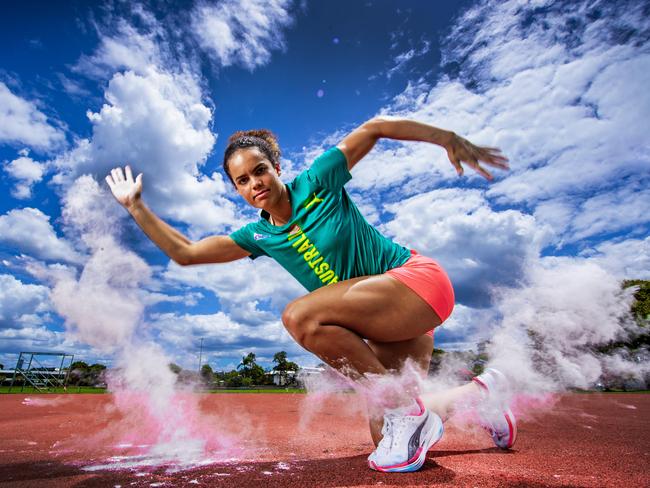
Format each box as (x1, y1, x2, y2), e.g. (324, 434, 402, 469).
(225, 371, 243, 387)
(238, 353, 258, 376)
(596, 280, 650, 357)
(273, 351, 288, 368)
(429, 348, 445, 375)
(70, 361, 89, 371)
(168, 363, 182, 374)
(200, 364, 214, 385)
(623, 280, 650, 323)
(249, 364, 266, 385)
(272, 351, 299, 386)
(68, 361, 89, 386)
(86, 364, 106, 387)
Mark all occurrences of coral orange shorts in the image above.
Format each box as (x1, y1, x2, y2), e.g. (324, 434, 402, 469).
(386, 250, 455, 337)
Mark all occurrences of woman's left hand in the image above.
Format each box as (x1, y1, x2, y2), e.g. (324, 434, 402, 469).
(442, 132, 509, 180)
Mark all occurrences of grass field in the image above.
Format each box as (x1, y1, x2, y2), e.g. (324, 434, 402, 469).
(0, 386, 107, 394)
(0, 386, 306, 394)
(2, 385, 646, 394)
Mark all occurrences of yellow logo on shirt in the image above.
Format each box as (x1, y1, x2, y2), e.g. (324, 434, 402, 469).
(287, 227, 339, 285)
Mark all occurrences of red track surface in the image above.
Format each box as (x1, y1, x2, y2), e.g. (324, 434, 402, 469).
(1, 393, 648, 487)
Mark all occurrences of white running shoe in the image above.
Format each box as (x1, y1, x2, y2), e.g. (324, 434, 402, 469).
(367, 398, 444, 473)
(472, 368, 517, 449)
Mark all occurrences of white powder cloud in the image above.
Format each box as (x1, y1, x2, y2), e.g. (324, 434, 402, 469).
(0, 82, 65, 151)
(38, 176, 151, 351)
(488, 258, 648, 393)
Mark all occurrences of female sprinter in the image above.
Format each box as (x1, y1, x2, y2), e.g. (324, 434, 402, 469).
(106, 117, 515, 473)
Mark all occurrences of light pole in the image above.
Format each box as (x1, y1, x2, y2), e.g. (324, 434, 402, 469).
(197, 337, 204, 374)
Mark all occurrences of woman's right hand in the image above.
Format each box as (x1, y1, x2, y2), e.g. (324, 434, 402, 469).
(105, 166, 143, 210)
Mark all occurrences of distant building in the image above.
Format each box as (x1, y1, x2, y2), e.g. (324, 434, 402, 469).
(267, 366, 325, 386)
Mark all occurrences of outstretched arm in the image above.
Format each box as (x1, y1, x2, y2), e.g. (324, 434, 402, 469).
(105, 166, 250, 265)
(336, 116, 509, 180)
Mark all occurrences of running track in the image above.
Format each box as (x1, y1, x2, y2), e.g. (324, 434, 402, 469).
(1, 393, 648, 487)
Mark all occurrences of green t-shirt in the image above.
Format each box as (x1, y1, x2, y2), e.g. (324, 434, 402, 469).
(230, 147, 411, 292)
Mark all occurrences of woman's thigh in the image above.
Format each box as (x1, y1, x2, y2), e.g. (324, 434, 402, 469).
(284, 274, 442, 342)
(367, 335, 434, 373)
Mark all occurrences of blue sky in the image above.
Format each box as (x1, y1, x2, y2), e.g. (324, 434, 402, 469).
(1, 0, 649, 373)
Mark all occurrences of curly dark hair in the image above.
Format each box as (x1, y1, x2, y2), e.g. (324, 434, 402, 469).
(223, 129, 281, 185)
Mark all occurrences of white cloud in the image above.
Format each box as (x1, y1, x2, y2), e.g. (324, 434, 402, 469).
(444, 1, 650, 240)
(52, 68, 239, 236)
(151, 311, 288, 350)
(382, 188, 544, 307)
(3, 153, 46, 199)
(0, 208, 83, 264)
(0, 327, 68, 365)
(345, 0, 650, 255)
(434, 303, 497, 350)
(56, 73, 92, 98)
(581, 237, 650, 280)
(386, 40, 431, 80)
(147, 310, 314, 369)
(73, 18, 161, 79)
(55, 0, 299, 235)
(54, 1, 299, 236)
(0, 274, 51, 330)
(0, 82, 65, 151)
(570, 186, 650, 241)
(0, 3, 304, 370)
(163, 257, 305, 316)
(192, 0, 294, 71)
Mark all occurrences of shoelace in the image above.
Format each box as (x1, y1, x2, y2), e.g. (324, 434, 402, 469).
(377, 415, 396, 452)
(377, 413, 412, 454)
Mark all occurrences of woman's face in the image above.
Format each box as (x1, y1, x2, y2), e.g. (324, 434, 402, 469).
(228, 147, 284, 210)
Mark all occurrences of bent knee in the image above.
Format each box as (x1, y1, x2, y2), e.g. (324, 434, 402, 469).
(281, 300, 319, 349)
(281, 299, 302, 332)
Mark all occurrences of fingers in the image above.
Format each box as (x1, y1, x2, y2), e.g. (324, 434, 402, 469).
(125, 165, 134, 182)
(478, 146, 510, 169)
(474, 163, 494, 180)
(446, 149, 464, 176)
(106, 166, 138, 191)
(451, 157, 463, 176)
(106, 166, 137, 184)
(105, 174, 115, 190)
(110, 167, 125, 184)
(467, 156, 493, 181)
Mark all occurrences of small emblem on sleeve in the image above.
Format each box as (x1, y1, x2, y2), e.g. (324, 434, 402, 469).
(304, 192, 324, 210)
(254, 233, 270, 241)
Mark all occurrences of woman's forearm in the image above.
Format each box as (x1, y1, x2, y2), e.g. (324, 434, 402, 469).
(372, 116, 454, 146)
(127, 200, 193, 265)
(338, 116, 455, 169)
